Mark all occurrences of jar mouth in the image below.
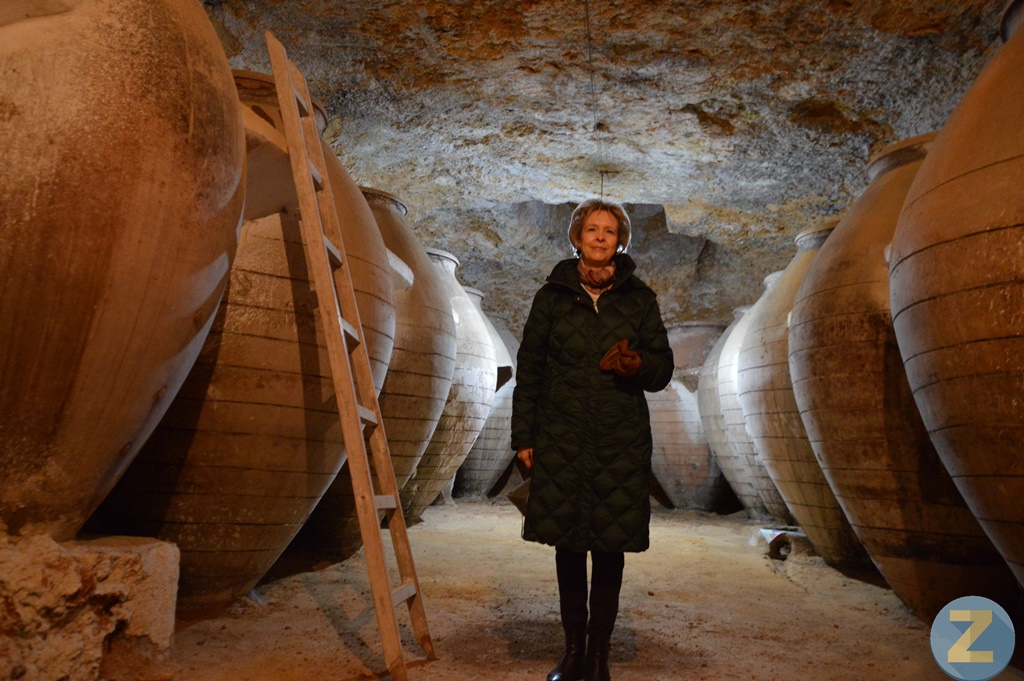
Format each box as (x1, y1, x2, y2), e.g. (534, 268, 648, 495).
(232, 69, 329, 134)
(424, 247, 461, 268)
(1001, 0, 1024, 43)
(866, 132, 938, 182)
(360, 186, 408, 216)
(794, 221, 838, 249)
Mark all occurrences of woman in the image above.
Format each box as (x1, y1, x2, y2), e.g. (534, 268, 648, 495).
(512, 198, 673, 681)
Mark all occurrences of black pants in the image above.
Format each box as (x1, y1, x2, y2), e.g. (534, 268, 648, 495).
(555, 548, 625, 642)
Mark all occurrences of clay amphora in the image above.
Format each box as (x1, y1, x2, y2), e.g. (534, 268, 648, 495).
(649, 323, 730, 511)
(291, 189, 455, 560)
(231, 70, 397, 389)
(89, 212, 342, 605)
(698, 309, 770, 520)
(889, 0, 1024, 587)
(738, 229, 870, 566)
(0, 0, 245, 540)
(86, 72, 398, 602)
(720, 292, 793, 523)
(790, 133, 1018, 617)
(455, 292, 517, 498)
(401, 250, 497, 519)
(231, 69, 327, 221)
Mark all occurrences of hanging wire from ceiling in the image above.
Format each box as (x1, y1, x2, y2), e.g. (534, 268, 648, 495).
(583, 0, 608, 198)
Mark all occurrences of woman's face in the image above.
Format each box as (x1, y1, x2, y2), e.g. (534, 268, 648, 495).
(579, 209, 619, 268)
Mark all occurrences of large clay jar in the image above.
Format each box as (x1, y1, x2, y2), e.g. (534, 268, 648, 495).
(366, 194, 458, 485)
(649, 323, 730, 511)
(454, 291, 517, 498)
(90, 212, 342, 605)
(231, 70, 326, 222)
(0, 0, 245, 540)
(86, 74, 399, 602)
(889, 2, 1024, 587)
(292, 189, 455, 561)
(790, 133, 1018, 618)
(721, 294, 793, 523)
(738, 228, 869, 566)
(698, 308, 770, 519)
(401, 251, 497, 520)
(231, 70, 398, 390)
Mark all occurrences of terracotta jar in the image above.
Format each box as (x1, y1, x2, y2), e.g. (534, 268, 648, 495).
(292, 189, 456, 561)
(231, 70, 397, 390)
(231, 69, 327, 222)
(649, 323, 730, 511)
(454, 292, 517, 498)
(401, 250, 497, 519)
(0, 0, 245, 540)
(889, 1, 1024, 587)
(790, 133, 1017, 617)
(87, 77, 398, 603)
(698, 308, 770, 520)
(720, 291, 793, 524)
(738, 229, 870, 566)
(89, 211, 343, 605)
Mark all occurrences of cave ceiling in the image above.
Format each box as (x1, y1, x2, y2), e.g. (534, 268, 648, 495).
(204, 0, 1004, 333)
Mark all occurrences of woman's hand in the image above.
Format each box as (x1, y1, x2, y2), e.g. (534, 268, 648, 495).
(600, 339, 642, 378)
(517, 447, 534, 473)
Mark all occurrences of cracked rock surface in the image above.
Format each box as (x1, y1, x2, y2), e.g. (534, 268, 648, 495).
(205, 0, 1002, 330)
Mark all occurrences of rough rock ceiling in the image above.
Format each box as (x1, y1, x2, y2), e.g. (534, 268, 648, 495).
(204, 0, 1003, 332)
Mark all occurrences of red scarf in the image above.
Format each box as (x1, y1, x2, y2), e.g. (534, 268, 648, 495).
(577, 258, 617, 295)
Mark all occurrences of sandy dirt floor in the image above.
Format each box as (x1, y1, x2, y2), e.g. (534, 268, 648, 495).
(172, 499, 1024, 681)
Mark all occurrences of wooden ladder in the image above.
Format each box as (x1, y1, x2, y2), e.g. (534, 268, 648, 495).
(265, 31, 435, 681)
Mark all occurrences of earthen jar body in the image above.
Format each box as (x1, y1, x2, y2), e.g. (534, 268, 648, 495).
(87, 74, 398, 601)
(455, 294, 518, 498)
(231, 69, 328, 221)
(291, 190, 455, 560)
(720, 299, 792, 523)
(0, 0, 245, 540)
(889, 6, 1024, 586)
(738, 230, 869, 566)
(365, 194, 458, 485)
(698, 309, 770, 520)
(697, 315, 741, 507)
(402, 251, 497, 519)
(232, 70, 397, 391)
(89, 212, 343, 604)
(649, 323, 729, 511)
(790, 133, 1017, 617)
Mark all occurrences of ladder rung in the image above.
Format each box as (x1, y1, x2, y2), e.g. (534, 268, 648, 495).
(323, 235, 343, 266)
(340, 314, 361, 349)
(308, 159, 324, 191)
(292, 84, 310, 116)
(391, 581, 417, 608)
(374, 494, 397, 511)
(357, 403, 379, 429)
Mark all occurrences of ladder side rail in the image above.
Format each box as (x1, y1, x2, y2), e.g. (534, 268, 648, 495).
(280, 46, 434, 659)
(265, 31, 411, 681)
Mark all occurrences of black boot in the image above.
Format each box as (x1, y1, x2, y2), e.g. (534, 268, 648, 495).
(584, 636, 610, 681)
(546, 631, 586, 681)
(549, 549, 588, 681)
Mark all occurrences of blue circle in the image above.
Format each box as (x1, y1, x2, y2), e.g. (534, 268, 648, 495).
(930, 595, 1015, 681)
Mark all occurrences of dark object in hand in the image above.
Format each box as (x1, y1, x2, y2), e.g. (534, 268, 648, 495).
(600, 339, 642, 378)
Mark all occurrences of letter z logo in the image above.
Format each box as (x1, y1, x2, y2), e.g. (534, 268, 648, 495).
(931, 596, 1015, 681)
(946, 610, 993, 664)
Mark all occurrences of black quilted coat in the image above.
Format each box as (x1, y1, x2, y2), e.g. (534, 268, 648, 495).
(511, 254, 673, 553)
